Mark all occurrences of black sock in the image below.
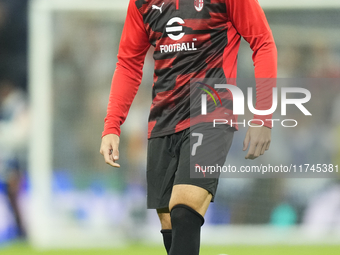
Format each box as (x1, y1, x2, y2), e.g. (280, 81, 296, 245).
(169, 204, 204, 255)
(161, 229, 172, 254)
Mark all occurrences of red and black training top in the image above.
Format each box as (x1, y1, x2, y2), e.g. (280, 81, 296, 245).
(103, 0, 277, 139)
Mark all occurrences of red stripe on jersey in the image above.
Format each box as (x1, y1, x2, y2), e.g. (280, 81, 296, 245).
(175, 118, 190, 133)
(210, 0, 224, 3)
(209, 12, 229, 23)
(152, 90, 173, 105)
(175, 72, 205, 90)
(148, 120, 157, 137)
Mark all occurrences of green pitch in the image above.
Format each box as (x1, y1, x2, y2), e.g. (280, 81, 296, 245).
(1, 243, 340, 255)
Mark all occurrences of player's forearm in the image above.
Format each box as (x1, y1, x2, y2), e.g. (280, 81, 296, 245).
(250, 32, 278, 128)
(102, 68, 140, 138)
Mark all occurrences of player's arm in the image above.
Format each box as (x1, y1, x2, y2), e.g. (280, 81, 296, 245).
(100, 0, 151, 167)
(226, 0, 277, 159)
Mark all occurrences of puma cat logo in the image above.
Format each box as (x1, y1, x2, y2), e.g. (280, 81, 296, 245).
(152, 2, 164, 14)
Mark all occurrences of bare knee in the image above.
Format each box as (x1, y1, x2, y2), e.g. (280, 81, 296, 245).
(157, 208, 172, 229)
(169, 184, 212, 217)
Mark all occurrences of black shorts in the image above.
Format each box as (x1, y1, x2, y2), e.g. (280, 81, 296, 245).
(146, 123, 234, 209)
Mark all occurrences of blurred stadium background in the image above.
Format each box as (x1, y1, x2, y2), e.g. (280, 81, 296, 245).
(0, 0, 340, 254)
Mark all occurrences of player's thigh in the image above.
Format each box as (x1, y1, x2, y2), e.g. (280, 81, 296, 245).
(169, 184, 212, 217)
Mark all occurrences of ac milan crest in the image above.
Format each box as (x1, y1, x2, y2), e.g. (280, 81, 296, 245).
(194, 0, 204, 12)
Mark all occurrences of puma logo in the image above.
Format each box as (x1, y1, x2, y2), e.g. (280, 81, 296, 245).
(152, 2, 164, 14)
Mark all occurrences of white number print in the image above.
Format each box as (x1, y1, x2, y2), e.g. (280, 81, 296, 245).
(191, 133, 203, 156)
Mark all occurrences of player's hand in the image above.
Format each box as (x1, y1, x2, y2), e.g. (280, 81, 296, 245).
(100, 134, 121, 168)
(243, 124, 271, 160)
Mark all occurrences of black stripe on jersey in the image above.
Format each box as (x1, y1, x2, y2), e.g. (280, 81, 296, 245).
(135, 0, 147, 10)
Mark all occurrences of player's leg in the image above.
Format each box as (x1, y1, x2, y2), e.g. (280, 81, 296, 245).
(167, 123, 234, 255)
(157, 207, 172, 253)
(157, 207, 171, 229)
(6, 168, 26, 238)
(157, 185, 211, 255)
(146, 132, 184, 254)
(169, 184, 211, 216)
(167, 184, 211, 255)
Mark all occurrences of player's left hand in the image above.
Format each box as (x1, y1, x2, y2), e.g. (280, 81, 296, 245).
(243, 124, 271, 160)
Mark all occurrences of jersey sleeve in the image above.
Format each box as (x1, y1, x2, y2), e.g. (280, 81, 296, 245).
(102, 0, 151, 137)
(226, 0, 277, 128)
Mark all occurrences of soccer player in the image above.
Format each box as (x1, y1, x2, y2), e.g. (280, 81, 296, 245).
(100, 0, 277, 254)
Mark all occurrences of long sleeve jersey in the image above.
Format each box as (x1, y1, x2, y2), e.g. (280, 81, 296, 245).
(103, 0, 277, 138)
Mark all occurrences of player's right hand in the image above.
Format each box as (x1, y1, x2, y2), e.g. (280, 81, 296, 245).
(100, 134, 120, 168)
